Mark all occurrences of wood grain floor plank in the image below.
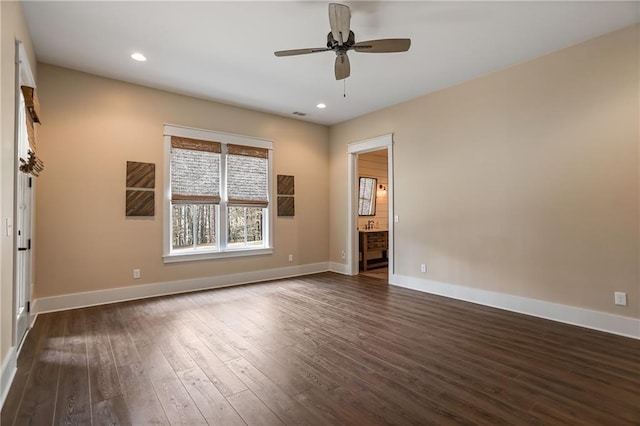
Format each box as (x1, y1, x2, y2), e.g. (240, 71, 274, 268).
(102, 305, 139, 368)
(122, 301, 208, 426)
(226, 390, 285, 426)
(168, 297, 243, 363)
(259, 287, 537, 424)
(13, 311, 67, 425)
(272, 345, 341, 393)
(3, 272, 639, 425)
(128, 300, 199, 374)
(177, 366, 247, 426)
(54, 308, 92, 425)
(117, 361, 169, 425)
(92, 394, 132, 426)
(292, 387, 382, 426)
(166, 316, 248, 397)
(272, 276, 636, 418)
(86, 306, 122, 403)
(135, 343, 208, 425)
(226, 357, 327, 425)
(184, 295, 313, 397)
(0, 314, 47, 426)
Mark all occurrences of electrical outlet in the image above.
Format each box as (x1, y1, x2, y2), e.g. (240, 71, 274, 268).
(394, 215, 399, 223)
(420, 263, 426, 273)
(133, 268, 141, 279)
(288, 254, 293, 262)
(614, 292, 627, 306)
(340, 250, 346, 259)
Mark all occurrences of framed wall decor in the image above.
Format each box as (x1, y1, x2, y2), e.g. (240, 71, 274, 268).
(126, 161, 155, 216)
(277, 174, 295, 216)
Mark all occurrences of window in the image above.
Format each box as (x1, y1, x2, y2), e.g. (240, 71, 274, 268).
(164, 125, 273, 262)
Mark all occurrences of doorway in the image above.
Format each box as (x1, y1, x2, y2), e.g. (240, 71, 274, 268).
(347, 134, 393, 280)
(357, 150, 389, 279)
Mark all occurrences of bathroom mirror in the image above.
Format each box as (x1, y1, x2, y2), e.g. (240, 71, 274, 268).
(358, 177, 377, 216)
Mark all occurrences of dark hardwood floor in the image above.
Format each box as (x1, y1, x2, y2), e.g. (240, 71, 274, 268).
(2, 272, 639, 425)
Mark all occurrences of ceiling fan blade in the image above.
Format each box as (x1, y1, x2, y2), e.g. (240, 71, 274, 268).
(329, 3, 350, 45)
(334, 54, 350, 80)
(352, 38, 411, 53)
(274, 47, 331, 57)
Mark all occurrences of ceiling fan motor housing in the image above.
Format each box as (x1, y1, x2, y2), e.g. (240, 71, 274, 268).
(327, 30, 356, 51)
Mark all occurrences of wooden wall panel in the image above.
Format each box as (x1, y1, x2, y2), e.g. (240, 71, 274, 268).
(126, 161, 155, 189)
(126, 161, 155, 216)
(126, 190, 154, 217)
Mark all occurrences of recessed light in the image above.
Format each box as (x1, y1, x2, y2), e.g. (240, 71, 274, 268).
(316, 103, 326, 109)
(131, 52, 147, 62)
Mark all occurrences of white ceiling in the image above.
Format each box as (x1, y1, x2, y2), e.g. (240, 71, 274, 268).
(23, 1, 639, 126)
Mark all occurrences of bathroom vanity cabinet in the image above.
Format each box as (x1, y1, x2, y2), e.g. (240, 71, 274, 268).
(359, 230, 388, 272)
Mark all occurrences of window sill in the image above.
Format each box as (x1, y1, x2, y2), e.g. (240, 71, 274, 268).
(163, 247, 273, 264)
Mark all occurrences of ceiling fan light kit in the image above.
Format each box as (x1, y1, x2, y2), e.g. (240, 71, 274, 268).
(274, 3, 411, 80)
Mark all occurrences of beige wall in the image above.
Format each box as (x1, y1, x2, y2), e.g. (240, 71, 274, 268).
(330, 25, 640, 318)
(1, 0, 37, 376)
(358, 150, 388, 231)
(35, 64, 329, 298)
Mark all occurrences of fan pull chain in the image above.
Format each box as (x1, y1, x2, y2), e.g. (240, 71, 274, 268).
(343, 79, 346, 98)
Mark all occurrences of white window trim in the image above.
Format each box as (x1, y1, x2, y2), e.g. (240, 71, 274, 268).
(163, 124, 274, 263)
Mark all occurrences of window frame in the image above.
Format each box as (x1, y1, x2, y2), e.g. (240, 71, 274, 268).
(163, 124, 273, 263)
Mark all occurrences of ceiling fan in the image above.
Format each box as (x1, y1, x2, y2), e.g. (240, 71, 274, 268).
(274, 3, 411, 80)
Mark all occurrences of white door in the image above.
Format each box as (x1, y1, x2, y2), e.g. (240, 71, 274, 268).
(15, 173, 31, 346)
(15, 92, 32, 347)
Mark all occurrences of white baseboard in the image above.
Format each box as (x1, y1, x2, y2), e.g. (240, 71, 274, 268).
(390, 274, 640, 340)
(26, 265, 639, 346)
(1, 346, 17, 409)
(32, 262, 329, 315)
(329, 261, 353, 275)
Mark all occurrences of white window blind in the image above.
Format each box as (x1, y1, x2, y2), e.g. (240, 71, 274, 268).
(170, 136, 221, 204)
(226, 144, 268, 207)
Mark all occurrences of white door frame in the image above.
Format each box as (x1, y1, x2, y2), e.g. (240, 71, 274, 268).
(347, 134, 394, 276)
(13, 40, 36, 349)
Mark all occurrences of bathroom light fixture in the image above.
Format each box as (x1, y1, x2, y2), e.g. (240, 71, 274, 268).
(316, 103, 326, 109)
(131, 52, 147, 62)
